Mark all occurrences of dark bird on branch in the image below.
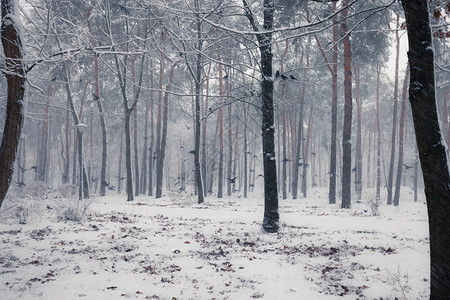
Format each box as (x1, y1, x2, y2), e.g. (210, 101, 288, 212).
(226, 176, 238, 184)
(352, 167, 357, 173)
(108, 185, 115, 191)
(103, 181, 109, 186)
(282, 158, 291, 162)
(92, 93, 99, 101)
(51, 76, 57, 81)
(250, 91, 255, 96)
(281, 74, 288, 80)
(184, 124, 190, 130)
(275, 70, 280, 78)
(290, 74, 297, 80)
(116, 176, 126, 181)
(223, 74, 228, 79)
(189, 150, 195, 154)
(249, 169, 254, 173)
(403, 164, 413, 169)
(16, 182, 25, 187)
(31, 166, 38, 170)
(311, 152, 316, 156)
(245, 151, 252, 155)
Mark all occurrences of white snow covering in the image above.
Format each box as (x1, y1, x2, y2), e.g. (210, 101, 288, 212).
(0, 188, 430, 299)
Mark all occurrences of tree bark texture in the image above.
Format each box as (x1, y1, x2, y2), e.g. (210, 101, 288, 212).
(0, 0, 26, 207)
(243, 0, 279, 232)
(401, 1, 450, 297)
(340, 0, 353, 209)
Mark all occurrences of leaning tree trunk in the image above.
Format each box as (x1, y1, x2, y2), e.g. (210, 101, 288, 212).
(340, 0, 353, 209)
(401, 1, 450, 297)
(243, 0, 279, 233)
(0, 0, 26, 207)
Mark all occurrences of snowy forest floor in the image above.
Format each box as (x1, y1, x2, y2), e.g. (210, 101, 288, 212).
(0, 188, 429, 299)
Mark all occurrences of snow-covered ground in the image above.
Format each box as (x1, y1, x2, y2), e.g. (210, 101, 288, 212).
(0, 188, 429, 299)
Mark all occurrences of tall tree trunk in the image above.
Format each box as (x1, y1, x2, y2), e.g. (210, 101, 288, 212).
(354, 65, 362, 200)
(393, 65, 410, 206)
(301, 104, 314, 198)
(243, 104, 249, 198)
(243, 0, 279, 232)
(366, 128, 372, 189)
(148, 61, 154, 196)
(217, 35, 224, 199)
(314, 2, 338, 204)
(227, 69, 233, 197)
(141, 64, 149, 195)
(340, 0, 353, 209)
(37, 85, 51, 182)
(193, 1, 204, 204)
(292, 51, 307, 199)
(376, 64, 382, 201)
(124, 112, 133, 201)
(202, 64, 211, 196)
(401, 2, 450, 297)
(280, 41, 288, 200)
(387, 14, 401, 205)
(0, 0, 26, 207)
(62, 66, 90, 198)
(330, 2, 338, 204)
(156, 63, 178, 200)
(88, 4, 107, 197)
(62, 99, 70, 184)
(117, 119, 124, 194)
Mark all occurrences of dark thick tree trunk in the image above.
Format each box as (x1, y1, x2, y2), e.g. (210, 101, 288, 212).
(401, 1, 450, 297)
(393, 65, 410, 206)
(243, 0, 279, 232)
(340, 0, 353, 209)
(0, 0, 26, 207)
